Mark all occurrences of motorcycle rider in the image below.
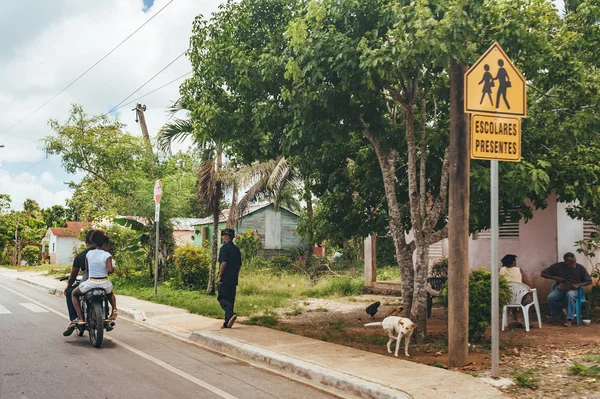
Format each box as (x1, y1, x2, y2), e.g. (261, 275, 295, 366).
(71, 230, 118, 326)
(62, 229, 96, 336)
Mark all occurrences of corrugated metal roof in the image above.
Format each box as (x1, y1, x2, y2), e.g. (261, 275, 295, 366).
(192, 202, 298, 227)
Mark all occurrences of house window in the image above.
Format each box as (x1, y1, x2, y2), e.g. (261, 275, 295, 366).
(475, 214, 520, 240)
(583, 221, 600, 241)
(52, 243, 55, 252)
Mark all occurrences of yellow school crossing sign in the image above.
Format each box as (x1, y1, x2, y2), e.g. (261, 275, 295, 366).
(465, 42, 526, 118)
(465, 42, 526, 161)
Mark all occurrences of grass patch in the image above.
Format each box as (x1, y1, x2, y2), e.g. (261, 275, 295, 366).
(327, 319, 347, 331)
(2, 265, 71, 276)
(301, 276, 363, 298)
(113, 276, 292, 318)
(108, 265, 362, 321)
(583, 354, 600, 363)
(376, 266, 400, 281)
(514, 369, 538, 390)
(246, 311, 280, 328)
(430, 361, 445, 368)
(284, 307, 303, 317)
(569, 362, 600, 377)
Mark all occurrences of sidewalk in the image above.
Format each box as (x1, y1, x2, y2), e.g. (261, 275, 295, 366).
(0, 268, 506, 399)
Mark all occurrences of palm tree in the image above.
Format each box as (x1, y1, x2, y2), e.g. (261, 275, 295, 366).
(158, 101, 225, 295)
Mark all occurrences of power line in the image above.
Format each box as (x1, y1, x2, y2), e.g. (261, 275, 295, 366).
(16, 157, 48, 175)
(104, 50, 187, 116)
(0, 0, 176, 137)
(113, 70, 192, 112)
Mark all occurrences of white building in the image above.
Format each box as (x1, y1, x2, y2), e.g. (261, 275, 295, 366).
(41, 222, 90, 265)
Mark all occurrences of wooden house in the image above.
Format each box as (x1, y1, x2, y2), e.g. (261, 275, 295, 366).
(193, 203, 302, 253)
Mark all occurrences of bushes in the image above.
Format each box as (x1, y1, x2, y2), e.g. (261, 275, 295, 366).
(22, 245, 40, 265)
(172, 244, 210, 290)
(440, 268, 511, 343)
(236, 229, 263, 260)
(430, 257, 448, 278)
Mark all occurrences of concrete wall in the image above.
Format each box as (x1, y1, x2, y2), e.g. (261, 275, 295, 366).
(460, 195, 559, 300)
(557, 201, 583, 263)
(173, 230, 194, 247)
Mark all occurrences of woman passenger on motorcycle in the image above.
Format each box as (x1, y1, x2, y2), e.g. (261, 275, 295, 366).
(71, 230, 118, 325)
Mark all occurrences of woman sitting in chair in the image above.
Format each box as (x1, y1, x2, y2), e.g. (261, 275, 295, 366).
(500, 254, 532, 327)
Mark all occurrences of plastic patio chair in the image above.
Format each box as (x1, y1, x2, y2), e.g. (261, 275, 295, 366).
(550, 283, 590, 326)
(502, 282, 542, 332)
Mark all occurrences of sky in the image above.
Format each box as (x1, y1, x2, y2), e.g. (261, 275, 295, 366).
(0, 0, 221, 211)
(0, 0, 565, 212)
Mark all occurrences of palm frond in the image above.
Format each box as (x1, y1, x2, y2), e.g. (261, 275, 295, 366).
(197, 159, 217, 213)
(157, 119, 195, 153)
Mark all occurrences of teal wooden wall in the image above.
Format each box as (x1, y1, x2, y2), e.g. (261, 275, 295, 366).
(193, 204, 301, 250)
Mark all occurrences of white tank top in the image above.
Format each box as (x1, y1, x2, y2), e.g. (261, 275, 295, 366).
(86, 249, 112, 278)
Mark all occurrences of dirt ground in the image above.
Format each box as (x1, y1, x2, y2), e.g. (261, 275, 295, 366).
(273, 295, 600, 398)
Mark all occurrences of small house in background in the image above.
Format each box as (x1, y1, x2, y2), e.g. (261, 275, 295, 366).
(42, 222, 91, 264)
(172, 218, 201, 246)
(193, 203, 302, 254)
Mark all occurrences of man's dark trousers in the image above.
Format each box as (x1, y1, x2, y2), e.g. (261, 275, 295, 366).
(65, 285, 77, 321)
(217, 283, 237, 326)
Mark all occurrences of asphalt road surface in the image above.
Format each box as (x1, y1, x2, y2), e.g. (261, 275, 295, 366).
(0, 277, 336, 399)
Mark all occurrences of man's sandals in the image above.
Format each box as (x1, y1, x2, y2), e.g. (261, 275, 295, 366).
(563, 320, 573, 327)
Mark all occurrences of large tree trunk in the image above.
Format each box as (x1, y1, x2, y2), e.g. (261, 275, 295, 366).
(363, 127, 413, 315)
(411, 245, 430, 335)
(448, 57, 470, 367)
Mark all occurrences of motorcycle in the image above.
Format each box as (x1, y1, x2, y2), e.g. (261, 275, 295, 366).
(61, 276, 115, 348)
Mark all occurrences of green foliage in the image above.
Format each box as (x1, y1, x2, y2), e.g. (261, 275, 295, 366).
(236, 229, 263, 261)
(21, 245, 40, 265)
(173, 245, 210, 290)
(430, 258, 448, 278)
(515, 370, 538, 390)
(440, 268, 511, 343)
(569, 362, 600, 377)
(268, 255, 293, 271)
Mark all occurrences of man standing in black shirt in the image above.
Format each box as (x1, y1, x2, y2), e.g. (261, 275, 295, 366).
(541, 252, 592, 327)
(217, 228, 242, 328)
(62, 229, 96, 336)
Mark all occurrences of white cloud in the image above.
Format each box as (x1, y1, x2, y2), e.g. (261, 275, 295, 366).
(0, 0, 221, 208)
(0, 170, 72, 210)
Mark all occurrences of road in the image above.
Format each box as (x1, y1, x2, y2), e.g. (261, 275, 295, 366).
(0, 277, 336, 399)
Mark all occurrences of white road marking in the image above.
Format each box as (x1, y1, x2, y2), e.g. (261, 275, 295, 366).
(19, 303, 49, 313)
(0, 280, 240, 399)
(0, 304, 10, 314)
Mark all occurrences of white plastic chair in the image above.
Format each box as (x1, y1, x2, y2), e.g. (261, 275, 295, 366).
(502, 282, 542, 332)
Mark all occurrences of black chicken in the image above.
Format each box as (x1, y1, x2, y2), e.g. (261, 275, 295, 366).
(365, 301, 380, 319)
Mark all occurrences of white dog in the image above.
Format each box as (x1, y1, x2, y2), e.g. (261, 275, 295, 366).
(364, 316, 416, 357)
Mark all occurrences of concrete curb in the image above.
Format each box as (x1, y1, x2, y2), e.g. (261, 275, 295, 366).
(16, 277, 65, 298)
(15, 276, 146, 322)
(190, 331, 412, 399)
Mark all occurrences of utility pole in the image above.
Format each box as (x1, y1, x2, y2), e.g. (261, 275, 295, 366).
(448, 57, 470, 368)
(133, 104, 153, 152)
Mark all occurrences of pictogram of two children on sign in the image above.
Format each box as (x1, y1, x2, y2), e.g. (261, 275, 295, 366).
(479, 59, 511, 109)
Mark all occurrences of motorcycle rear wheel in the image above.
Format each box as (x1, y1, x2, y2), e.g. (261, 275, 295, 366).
(88, 302, 104, 348)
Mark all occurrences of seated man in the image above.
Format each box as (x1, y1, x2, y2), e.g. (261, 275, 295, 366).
(541, 252, 591, 327)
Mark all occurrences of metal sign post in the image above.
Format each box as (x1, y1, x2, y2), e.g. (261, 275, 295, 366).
(153, 180, 162, 297)
(490, 160, 499, 377)
(465, 42, 527, 378)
